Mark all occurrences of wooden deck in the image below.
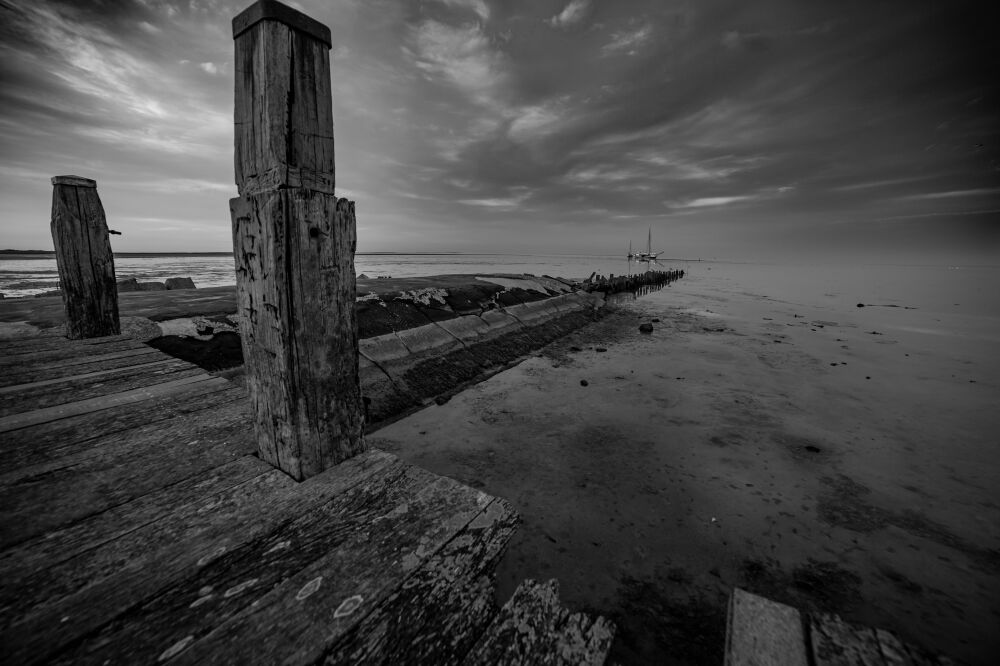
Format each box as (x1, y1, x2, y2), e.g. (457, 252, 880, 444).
(726, 588, 956, 666)
(0, 333, 615, 664)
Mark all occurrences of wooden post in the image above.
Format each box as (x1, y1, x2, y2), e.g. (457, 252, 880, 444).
(50, 176, 120, 339)
(230, 0, 364, 480)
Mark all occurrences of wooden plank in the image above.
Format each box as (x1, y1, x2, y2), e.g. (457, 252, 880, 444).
(809, 612, 885, 666)
(324, 497, 521, 666)
(0, 455, 269, 586)
(0, 375, 231, 434)
(1, 344, 160, 369)
(49, 176, 120, 339)
(725, 588, 809, 666)
(0, 338, 148, 368)
(0, 384, 245, 471)
(0, 357, 181, 395)
(163, 464, 490, 665)
(0, 399, 256, 547)
(0, 348, 162, 387)
(463, 578, 616, 666)
(2, 449, 396, 665)
(0, 331, 63, 348)
(0, 362, 205, 417)
(874, 627, 952, 666)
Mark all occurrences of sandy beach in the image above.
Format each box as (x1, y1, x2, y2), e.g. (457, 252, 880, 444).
(370, 264, 1000, 665)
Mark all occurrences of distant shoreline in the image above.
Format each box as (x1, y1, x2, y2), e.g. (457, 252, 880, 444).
(0, 250, 469, 258)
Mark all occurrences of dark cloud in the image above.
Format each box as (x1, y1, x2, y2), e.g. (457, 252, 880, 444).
(0, 0, 996, 259)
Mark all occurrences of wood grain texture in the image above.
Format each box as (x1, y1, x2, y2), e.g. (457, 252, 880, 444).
(0, 347, 161, 387)
(49, 179, 120, 338)
(0, 400, 256, 548)
(0, 455, 268, 590)
(725, 588, 809, 666)
(41, 449, 398, 666)
(0, 384, 245, 471)
(0, 338, 147, 368)
(166, 465, 490, 665)
(0, 357, 182, 395)
(0, 375, 230, 433)
(233, 19, 334, 195)
(0, 467, 295, 665)
(810, 612, 885, 666)
(231, 191, 364, 479)
(324, 497, 520, 666)
(0, 361, 205, 417)
(463, 578, 616, 666)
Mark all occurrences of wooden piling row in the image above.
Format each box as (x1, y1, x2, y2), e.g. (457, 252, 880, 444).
(583, 269, 685, 294)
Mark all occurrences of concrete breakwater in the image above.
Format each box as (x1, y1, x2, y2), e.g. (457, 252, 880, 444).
(0, 273, 639, 425)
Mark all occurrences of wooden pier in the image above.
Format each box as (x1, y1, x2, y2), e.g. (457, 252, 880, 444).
(726, 589, 955, 666)
(0, 333, 613, 664)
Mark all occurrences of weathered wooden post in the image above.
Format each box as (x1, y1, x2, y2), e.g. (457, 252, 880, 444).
(49, 176, 120, 339)
(229, 0, 364, 480)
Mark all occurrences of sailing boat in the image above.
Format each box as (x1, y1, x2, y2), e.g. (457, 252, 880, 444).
(632, 227, 663, 265)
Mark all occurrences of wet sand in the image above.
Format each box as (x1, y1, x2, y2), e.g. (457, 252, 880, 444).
(370, 268, 1000, 665)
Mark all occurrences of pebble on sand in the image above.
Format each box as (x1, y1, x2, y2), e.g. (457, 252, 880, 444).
(639, 323, 654, 333)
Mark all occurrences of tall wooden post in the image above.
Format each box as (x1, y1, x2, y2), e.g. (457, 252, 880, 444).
(50, 176, 120, 339)
(230, 0, 364, 480)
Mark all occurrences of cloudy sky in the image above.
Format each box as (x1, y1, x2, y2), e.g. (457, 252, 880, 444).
(0, 0, 997, 260)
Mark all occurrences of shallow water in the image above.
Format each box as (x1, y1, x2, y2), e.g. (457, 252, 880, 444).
(0, 253, 644, 298)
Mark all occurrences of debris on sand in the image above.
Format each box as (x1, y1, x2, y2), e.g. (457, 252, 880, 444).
(639, 323, 654, 333)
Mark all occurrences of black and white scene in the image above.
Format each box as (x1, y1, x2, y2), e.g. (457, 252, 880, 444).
(0, 0, 997, 664)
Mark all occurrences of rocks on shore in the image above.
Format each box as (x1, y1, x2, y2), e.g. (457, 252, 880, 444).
(117, 277, 197, 292)
(165, 277, 196, 290)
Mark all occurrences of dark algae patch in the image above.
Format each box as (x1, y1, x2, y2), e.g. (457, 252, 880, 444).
(818, 474, 1000, 573)
(146, 332, 244, 371)
(739, 557, 863, 614)
(607, 575, 727, 666)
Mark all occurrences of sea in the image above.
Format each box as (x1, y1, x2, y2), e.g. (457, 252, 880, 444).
(0, 253, 654, 299)
(1, 252, 998, 323)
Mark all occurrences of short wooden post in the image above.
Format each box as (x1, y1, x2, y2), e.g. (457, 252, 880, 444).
(50, 176, 120, 339)
(230, 0, 364, 480)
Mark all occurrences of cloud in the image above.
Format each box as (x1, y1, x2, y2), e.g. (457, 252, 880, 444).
(548, 0, 589, 28)
(439, 0, 490, 21)
(679, 195, 756, 208)
(198, 62, 219, 75)
(458, 191, 531, 208)
(602, 24, 653, 55)
(898, 188, 1000, 201)
(408, 20, 506, 105)
(508, 104, 563, 143)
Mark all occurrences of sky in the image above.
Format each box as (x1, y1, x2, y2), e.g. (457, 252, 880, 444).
(0, 0, 997, 261)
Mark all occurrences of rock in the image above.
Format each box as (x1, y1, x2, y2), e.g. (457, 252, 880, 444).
(580, 379, 589, 387)
(116, 278, 140, 292)
(857, 303, 865, 307)
(569, 346, 583, 352)
(165, 277, 196, 290)
(118, 277, 166, 292)
(434, 395, 450, 405)
(357, 273, 369, 279)
(652, 318, 660, 322)
(595, 347, 607, 352)
(638, 323, 654, 333)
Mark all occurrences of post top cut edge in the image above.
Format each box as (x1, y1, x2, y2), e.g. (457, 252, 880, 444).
(51, 176, 97, 188)
(232, 0, 332, 48)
